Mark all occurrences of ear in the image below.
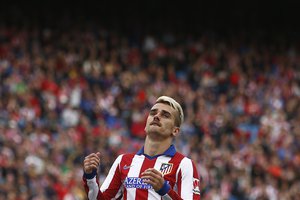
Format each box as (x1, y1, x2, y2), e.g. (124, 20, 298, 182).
(172, 127, 180, 137)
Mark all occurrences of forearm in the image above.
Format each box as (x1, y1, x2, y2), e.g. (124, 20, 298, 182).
(83, 166, 122, 200)
(84, 171, 114, 200)
(83, 170, 102, 200)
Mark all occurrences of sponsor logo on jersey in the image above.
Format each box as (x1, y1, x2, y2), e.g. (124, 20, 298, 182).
(193, 178, 200, 195)
(124, 177, 153, 189)
(159, 163, 173, 176)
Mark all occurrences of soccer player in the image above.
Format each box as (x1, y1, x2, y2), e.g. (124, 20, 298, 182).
(83, 96, 201, 199)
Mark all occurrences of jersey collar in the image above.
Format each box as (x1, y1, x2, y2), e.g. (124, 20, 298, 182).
(136, 144, 176, 159)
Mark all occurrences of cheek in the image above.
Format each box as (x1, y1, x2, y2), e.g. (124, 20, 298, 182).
(145, 117, 152, 128)
(164, 121, 174, 130)
(146, 117, 152, 125)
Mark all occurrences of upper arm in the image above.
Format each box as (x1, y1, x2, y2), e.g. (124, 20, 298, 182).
(177, 158, 201, 199)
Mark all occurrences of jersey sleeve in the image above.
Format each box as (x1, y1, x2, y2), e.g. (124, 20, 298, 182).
(83, 154, 123, 200)
(163, 157, 201, 200)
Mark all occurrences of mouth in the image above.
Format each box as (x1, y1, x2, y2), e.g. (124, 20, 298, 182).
(150, 121, 161, 127)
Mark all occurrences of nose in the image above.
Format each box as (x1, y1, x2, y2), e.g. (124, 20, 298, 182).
(153, 114, 160, 121)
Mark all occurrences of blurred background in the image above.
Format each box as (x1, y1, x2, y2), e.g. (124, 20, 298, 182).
(0, 1, 300, 199)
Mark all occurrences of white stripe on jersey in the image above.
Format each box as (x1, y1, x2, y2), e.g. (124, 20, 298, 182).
(178, 157, 194, 199)
(126, 154, 145, 199)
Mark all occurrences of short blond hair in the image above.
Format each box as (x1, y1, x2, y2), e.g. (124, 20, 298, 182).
(155, 96, 184, 127)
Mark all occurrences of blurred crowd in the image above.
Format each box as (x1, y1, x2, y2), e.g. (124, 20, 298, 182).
(0, 22, 300, 200)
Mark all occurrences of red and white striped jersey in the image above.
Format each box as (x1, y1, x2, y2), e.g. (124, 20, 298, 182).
(83, 145, 201, 200)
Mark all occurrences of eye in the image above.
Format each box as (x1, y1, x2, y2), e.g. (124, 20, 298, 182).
(149, 110, 157, 116)
(162, 112, 171, 118)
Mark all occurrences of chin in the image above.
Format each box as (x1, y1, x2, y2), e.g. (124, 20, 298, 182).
(147, 126, 161, 132)
(146, 128, 161, 135)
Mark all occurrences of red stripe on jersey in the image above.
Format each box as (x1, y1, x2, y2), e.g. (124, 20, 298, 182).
(136, 157, 157, 199)
(83, 177, 89, 194)
(120, 154, 135, 200)
(167, 152, 185, 188)
(177, 169, 182, 196)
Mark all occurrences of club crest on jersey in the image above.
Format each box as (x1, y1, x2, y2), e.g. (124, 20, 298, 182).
(159, 163, 173, 176)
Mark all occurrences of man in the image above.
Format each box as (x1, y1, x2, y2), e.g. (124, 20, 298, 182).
(83, 96, 201, 199)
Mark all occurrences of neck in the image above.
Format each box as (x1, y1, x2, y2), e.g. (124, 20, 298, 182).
(144, 136, 172, 157)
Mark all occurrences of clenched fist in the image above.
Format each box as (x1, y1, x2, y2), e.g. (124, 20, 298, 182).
(83, 152, 101, 174)
(141, 168, 165, 191)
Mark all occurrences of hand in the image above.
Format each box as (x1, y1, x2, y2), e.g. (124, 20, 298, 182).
(83, 152, 101, 174)
(141, 168, 164, 191)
